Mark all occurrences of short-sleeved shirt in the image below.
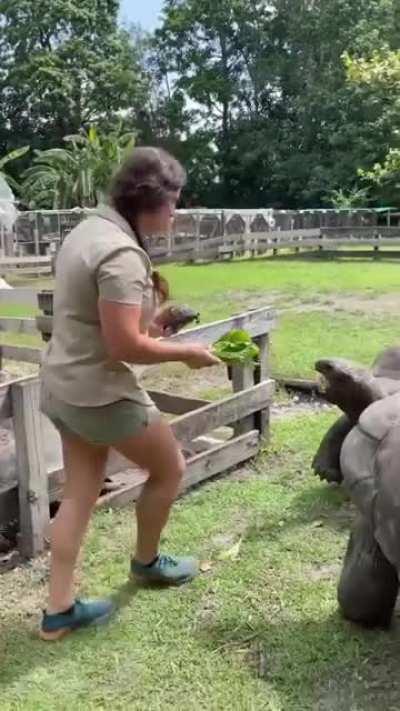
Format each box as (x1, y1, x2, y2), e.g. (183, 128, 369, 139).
(40, 204, 157, 407)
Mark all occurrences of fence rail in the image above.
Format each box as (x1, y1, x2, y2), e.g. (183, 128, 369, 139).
(0, 305, 276, 558)
(1, 206, 390, 259)
(2, 225, 400, 276)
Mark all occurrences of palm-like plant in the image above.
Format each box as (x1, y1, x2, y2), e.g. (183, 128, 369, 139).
(0, 146, 30, 192)
(23, 126, 135, 209)
(328, 186, 369, 209)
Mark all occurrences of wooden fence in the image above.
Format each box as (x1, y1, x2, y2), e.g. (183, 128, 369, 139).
(3, 224, 400, 277)
(7, 206, 381, 258)
(0, 305, 276, 558)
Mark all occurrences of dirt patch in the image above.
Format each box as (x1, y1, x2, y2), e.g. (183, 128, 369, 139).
(307, 564, 341, 582)
(225, 288, 400, 317)
(315, 653, 400, 711)
(288, 292, 400, 316)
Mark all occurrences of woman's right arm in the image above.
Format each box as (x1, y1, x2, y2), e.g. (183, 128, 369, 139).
(99, 300, 219, 369)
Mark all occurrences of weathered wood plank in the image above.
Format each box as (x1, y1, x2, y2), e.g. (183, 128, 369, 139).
(180, 430, 259, 491)
(0, 317, 37, 334)
(277, 376, 318, 392)
(231, 365, 255, 435)
(171, 380, 274, 443)
(0, 256, 51, 266)
(0, 377, 32, 420)
(11, 379, 50, 558)
(95, 430, 260, 511)
(1, 345, 42, 364)
(254, 334, 271, 438)
(167, 306, 277, 346)
(0, 287, 38, 308)
(36, 305, 277, 344)
(0, 382, 12, 419)
(322, 226, 400, 238)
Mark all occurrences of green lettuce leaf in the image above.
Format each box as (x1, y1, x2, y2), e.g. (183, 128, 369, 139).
(212, 329, 260, 364)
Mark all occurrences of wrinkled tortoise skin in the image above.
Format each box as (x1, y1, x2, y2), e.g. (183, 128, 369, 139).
(312, 346, 400, 628)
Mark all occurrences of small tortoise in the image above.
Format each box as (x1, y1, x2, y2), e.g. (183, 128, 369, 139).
(313, 346, 400, 628)
(158, 304, 200, 335)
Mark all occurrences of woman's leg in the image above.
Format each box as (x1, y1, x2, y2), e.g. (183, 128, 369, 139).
(114, 417, 186, 565)
(47, 432, 109, 614)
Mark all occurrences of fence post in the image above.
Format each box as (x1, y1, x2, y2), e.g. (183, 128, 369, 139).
(11, 379, 49, 558)
(254, 334, 271, 440)
(231, 364, 256, 435)
(195, 214, 201, 260)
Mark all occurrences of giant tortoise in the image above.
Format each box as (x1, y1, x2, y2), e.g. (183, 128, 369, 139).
(312, 346, 400, 628)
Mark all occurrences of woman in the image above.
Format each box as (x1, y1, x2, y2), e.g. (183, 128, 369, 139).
(39, 147, 220, 641)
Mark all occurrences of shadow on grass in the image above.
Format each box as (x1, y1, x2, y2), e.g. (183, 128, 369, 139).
(0, 578, 143, 691)
(242, 477, 354, 553)
(200, 612, 400, 709)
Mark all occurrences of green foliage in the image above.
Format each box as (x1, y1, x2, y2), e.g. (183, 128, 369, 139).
(358, 149, 400, 200)
(145, 0, 400, 208)
(22, 126, 135, 209)
(345, 48, 400, 88)
(0, 146, 30, 192)
(327, 186, 370, 209)
(0, 0, 145, 165)
(344, 46, 400, 203)
(1, 0, 400, 208)
(212, 329, 260, 364)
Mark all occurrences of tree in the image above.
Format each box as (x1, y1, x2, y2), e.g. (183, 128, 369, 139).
(0, 146, 30, 192)
(0, 1, 145, 168)
(345, 49, 400, 203)
(152, 0, 275, 204)
(22, 126, 135, 209)
(146, 0, 400, 208)
(328, 186, 370, 209)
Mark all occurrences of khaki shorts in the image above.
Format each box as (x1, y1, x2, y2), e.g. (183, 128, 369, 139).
(40, 385, 160, 446)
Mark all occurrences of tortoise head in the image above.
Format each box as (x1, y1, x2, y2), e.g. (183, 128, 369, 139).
(316, 358, 383, 423)
(164, 305, 200, 334)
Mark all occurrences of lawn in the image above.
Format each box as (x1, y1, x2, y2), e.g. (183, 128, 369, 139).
(1, 256, 400, 709)
(2, 413, 400, 711)
(2, 256, 400, 377)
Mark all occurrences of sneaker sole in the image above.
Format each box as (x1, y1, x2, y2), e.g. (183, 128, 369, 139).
(39, 609, 113, 642)
(131, 572, 195, 587)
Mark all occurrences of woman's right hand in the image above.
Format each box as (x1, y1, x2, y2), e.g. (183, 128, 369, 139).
(184, 344, 221, 369)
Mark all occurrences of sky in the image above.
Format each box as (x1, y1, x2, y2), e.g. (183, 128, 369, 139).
(120, 0, 163, 30)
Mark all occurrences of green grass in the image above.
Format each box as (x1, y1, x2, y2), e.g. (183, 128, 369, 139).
(2, 256, 400, 377)
(1, 413, 398, 710)
(0, 303, 37, 318)
(162, 257, 400, 304)
(0, 332, 42, 348)
(2, 257, 400, 708)
(273, 311, 400, 377)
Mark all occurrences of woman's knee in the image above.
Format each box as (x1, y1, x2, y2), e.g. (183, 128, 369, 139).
(115, 418, 186, 480)
(148, 448, 186, 488)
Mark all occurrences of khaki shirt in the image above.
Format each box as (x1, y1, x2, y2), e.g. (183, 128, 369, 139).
(40, 205, 157, 407)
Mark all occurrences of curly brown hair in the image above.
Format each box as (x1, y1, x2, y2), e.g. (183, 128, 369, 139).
(109, 147, 186, 303)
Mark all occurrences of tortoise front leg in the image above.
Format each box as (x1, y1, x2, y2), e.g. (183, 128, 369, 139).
(312, 415, 352, 484)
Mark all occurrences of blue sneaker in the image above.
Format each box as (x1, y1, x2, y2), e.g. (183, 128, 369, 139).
(40, 598, 114, 641)
(131, 554, 199, 586)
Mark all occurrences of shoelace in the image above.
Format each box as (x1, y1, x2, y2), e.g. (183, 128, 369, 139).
(158, 555, 179, 568)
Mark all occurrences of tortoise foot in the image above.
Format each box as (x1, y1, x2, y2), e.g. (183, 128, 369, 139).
(338, 516, 398, 629)
(312, 415, 352, 484)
